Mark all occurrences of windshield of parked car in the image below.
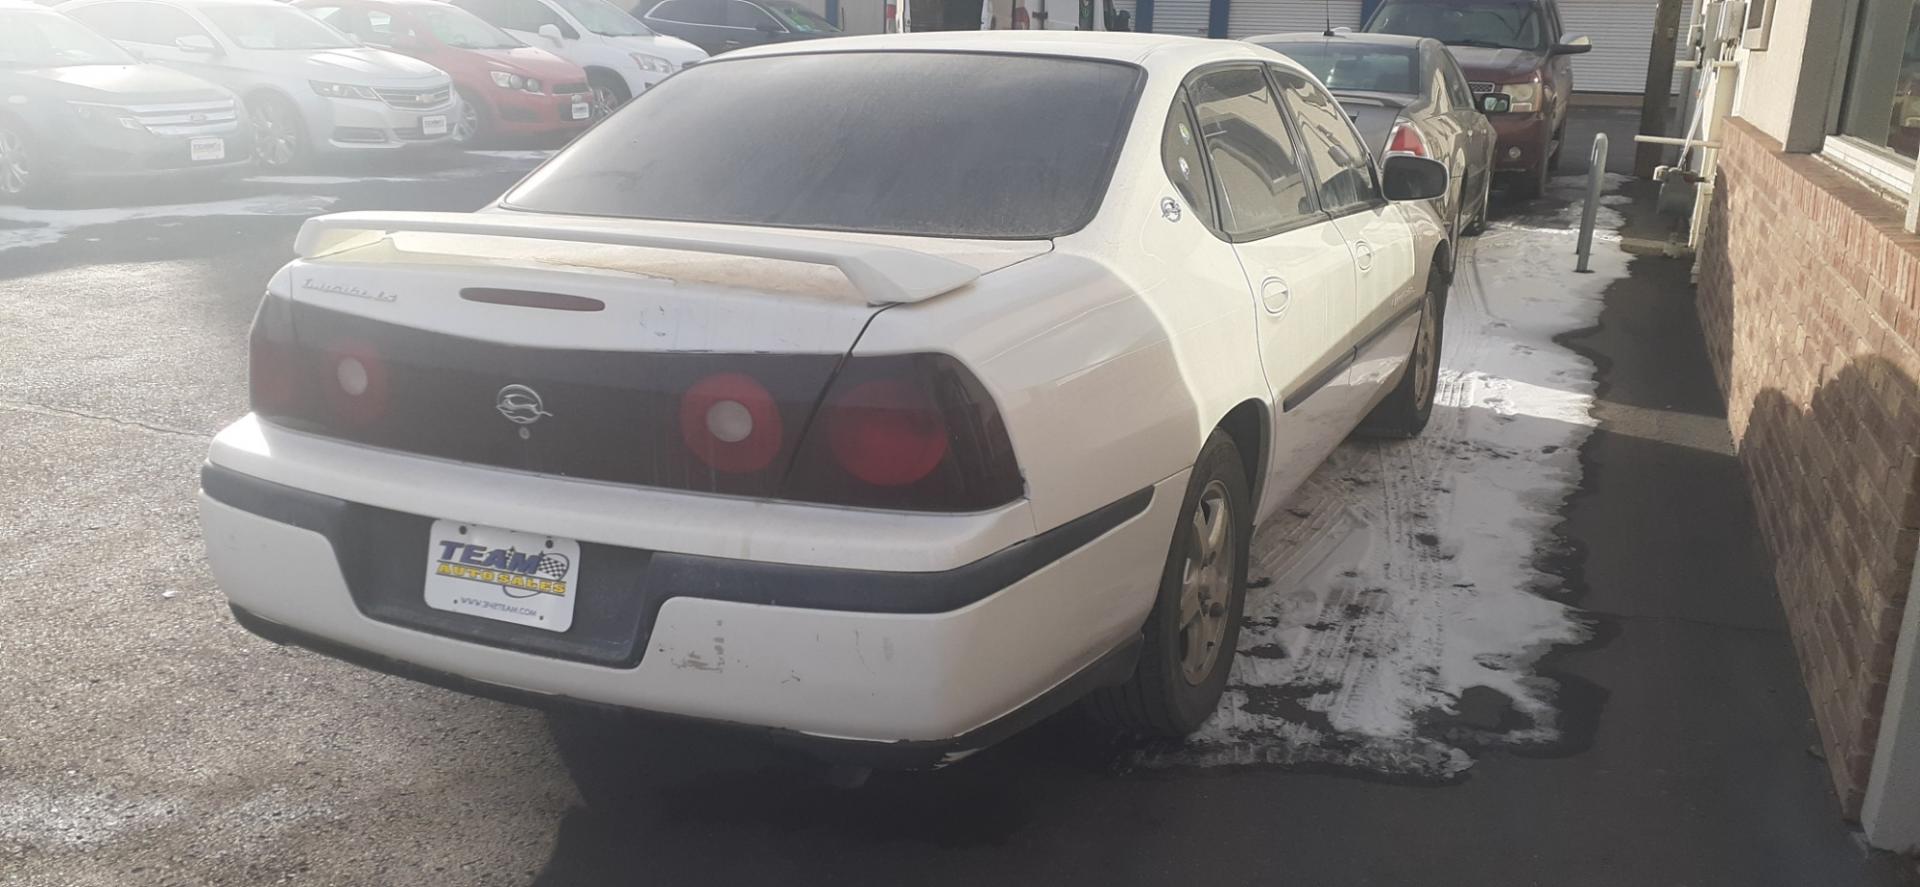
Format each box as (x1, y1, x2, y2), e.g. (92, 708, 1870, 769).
(1367, 1, 1545, 52)
(505, 52, 1141, 239)
(762, 0, 836, 33)
(204, 6, 357, 50)
(414, 5, 524, 48)
(0, 10, 140, 67)
(551, 0, 652, 35)
(1259, 41, 1420, 94)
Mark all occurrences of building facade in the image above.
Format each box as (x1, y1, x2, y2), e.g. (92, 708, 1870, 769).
(1698, 0, 1920, 853)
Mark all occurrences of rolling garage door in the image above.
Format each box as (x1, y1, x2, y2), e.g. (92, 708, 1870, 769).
(1227, 0, 1362, 39)
(1131, 0, 1211, 36)
(1559, 0, 1695, 94)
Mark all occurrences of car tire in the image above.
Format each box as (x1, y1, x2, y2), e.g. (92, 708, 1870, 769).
(247, 92, 309, 171)
(1359, 270, 1446, 439)
(1548, 121, 1565, 172)
(1083, 431, 1251, 737)
(451, 88, 487, 148)
(0, 117, 46, 204)
(1464, 171, 1492, 235)
(1512, 154, 1549, 200)
(588, 71, 631, 117)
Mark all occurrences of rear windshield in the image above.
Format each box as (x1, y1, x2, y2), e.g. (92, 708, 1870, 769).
(503, 52, 1143, 239)
(1259, 41, 1420, 94)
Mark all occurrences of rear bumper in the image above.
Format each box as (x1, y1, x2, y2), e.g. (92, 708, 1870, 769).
(198, 432, 1181, 754)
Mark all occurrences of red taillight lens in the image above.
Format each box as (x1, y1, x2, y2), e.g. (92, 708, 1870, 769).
(1387, 122, 1429, 158)
(679, 371, 785, 474)
(782, 354, 1022, 511)
(824, 379, 950, 487)
(248, 294, 302, 415)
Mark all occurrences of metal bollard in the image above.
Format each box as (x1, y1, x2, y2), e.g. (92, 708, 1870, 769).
(1575, 132, 1608, 273)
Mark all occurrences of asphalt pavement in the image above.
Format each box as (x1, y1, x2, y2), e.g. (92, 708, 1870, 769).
(1, 119, 1912, 887)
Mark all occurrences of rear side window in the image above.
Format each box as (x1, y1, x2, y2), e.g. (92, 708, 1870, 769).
(1160, 91, 1215, 231)
(1273, 68, 1382, 215)
(505, 53, 1143, 239)
(1186, 66, 1314, 239)
(649, 0, 717, 22)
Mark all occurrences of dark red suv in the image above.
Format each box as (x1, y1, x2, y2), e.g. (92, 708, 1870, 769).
(1364, 0, 1591, 198)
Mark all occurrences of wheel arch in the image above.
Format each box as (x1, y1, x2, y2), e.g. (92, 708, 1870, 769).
(583, 66, 633, 100)
(1212, 398, 1269, 517)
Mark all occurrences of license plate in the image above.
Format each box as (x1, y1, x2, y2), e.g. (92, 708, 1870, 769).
(189, 137, 225, 162)
(570, 100, 590, 121)
(423, 520, 580, 632)
(421, 114, 448, 136)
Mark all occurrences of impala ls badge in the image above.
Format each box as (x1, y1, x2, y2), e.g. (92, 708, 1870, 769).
(496, 384, 551, 432)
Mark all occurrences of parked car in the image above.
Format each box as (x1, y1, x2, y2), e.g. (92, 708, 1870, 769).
(445, 0, 705, 112)
(0, 1, 250, 199)
(1363, 0, 1590, 198)
(633, 0, 839, 56)
(296, 0, 593, 145)
(59, 0, 460, 169)
(1249, 31, 1498, 242)
(199, 32, 1452, 769)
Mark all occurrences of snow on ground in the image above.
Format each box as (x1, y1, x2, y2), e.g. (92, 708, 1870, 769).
(1146, 182, 1631, 779)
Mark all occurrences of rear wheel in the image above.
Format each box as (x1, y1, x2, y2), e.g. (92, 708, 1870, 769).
(1464, 171, 1493, 234)
(1360, 271, 1446, 439)
(1084, 432, 1250, 737)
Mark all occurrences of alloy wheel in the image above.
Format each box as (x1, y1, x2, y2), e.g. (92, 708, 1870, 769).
(452, 100, 481, 145)
(0, 126, 31, 197)
(252, 101, 300, 168)
(1177, 480, 1236, 686)
(1412, 295, 1439, 408)
(591, 84, 619, 117)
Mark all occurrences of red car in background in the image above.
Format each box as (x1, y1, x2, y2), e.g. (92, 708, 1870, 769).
(297, 0, 595, 146)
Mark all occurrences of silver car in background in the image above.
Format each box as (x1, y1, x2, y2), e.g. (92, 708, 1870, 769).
(60, 0, 460, 168)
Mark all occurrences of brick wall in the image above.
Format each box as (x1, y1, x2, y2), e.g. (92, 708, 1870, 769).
(1697, 118, 1920, 815)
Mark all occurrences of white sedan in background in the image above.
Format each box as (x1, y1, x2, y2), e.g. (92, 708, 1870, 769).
(61, 0, 459, 168)
(198, 33, 1450, 770)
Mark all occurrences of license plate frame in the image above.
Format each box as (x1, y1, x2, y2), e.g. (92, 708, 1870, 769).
(422, 520, 579, 632)
(421, 114, 449, 137)
(570, 100, 591, 121)
(189, 137, 225, 162)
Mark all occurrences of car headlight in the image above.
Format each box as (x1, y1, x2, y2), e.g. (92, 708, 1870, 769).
(631, 53, 674, 74)
(69, 102, 144, 131)
(1503, 81, 1541, 114)
(489, 70, 543, 93)
(310, 81, 381, 100)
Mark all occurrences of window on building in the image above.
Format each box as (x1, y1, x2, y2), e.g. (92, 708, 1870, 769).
(1836, 0, 1920, 160)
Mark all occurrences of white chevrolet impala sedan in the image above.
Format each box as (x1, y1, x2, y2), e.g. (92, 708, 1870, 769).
(199, 31, 1453, 768)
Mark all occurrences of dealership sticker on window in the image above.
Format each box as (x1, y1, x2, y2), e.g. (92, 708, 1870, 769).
(423, 520, 580, 632)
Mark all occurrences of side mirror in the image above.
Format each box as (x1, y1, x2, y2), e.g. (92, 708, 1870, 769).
(537, 23, 566, 43)
(1551, 35, 1593, 56)
(1478, 92, 1512, 114)
(175, 34, 219, 53)
(1382, 154, 1449, 202)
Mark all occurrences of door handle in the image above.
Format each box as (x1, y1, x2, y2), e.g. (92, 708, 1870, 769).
(1354, 241, 1375, 272)
(1260, 276, 1290, 315)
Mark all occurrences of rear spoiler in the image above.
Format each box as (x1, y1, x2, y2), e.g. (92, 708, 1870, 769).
(294, 210, 983, 306)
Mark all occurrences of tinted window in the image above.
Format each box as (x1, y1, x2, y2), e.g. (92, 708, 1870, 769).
(1186, 66, 1313, 237)
(506, 53, 1142, 239)
(0, 9, 138, 66)
(1274, 69, 1381, 214)
(1256, 40, 1418, 95)
(764, 0, 835, 32)
(1441, 52, 1473, 106)
(649, 0, 712, 22)
(1160, 91, 1215, 231)
(724, 0, 777, 28)
(1368, 0, 1546, 52)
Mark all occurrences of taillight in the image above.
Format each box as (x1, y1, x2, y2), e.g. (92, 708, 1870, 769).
(248, 294, 302, 415)
(1387, 121, 1429, 158)
(679, 371, 784, 473)
(783, 354, 1022, 512)
(823, 379, 949, 487)
(321, 339, 389, 427)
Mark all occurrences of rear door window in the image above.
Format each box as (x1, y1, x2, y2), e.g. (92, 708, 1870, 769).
(723, 0, 778, 28)
(505, 52, 1143, 239)
(1185, 65, 1315, 239)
